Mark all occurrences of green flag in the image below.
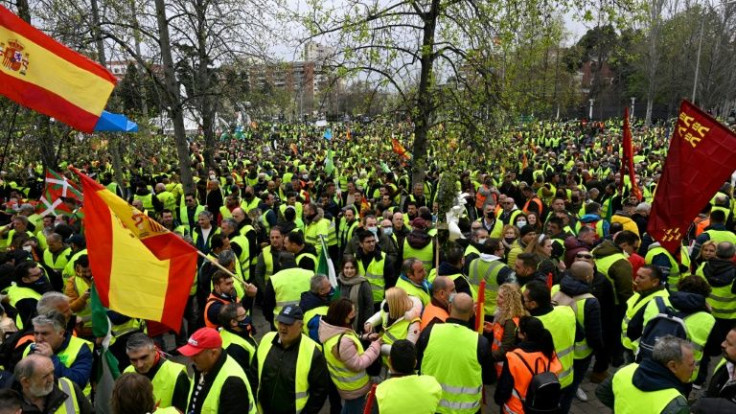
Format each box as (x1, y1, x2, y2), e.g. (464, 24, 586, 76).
(317, 235, 337, 288)
(91, 285, 121, 414)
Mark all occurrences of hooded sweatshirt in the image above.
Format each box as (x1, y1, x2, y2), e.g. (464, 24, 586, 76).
(702, 258, 736, 293)
(317, 319, 380, 400)
(558, 275, 603, 353)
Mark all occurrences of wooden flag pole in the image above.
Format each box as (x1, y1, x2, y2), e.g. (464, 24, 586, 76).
(195, 250, 257, 295)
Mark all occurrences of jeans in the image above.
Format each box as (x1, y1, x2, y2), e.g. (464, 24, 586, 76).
(341, 395, 366, 414)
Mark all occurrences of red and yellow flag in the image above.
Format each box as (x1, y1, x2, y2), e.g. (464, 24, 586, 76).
(647, 101, 736, 253)
(75, 169, 197, 331)
(391, 137, 411, 160)
(0, 6, 117, 132)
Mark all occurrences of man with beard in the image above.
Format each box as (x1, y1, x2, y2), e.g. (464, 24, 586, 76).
(13, 354, 92, 414)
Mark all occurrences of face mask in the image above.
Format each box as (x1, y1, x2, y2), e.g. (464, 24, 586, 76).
(367, 226, 378, 235)
(516, 220, 527, 228)
(504, 237, 516, 244)
(32, 277, 47, 287)
(237, 318, 251, 330)
(486, 212, 494, 219)
(382, 227, 393, 236)
(22, 246, 32, 252)
(244, 192, 254, 199)
(209, 174, 216, 181)
(477, 238, 487, 245)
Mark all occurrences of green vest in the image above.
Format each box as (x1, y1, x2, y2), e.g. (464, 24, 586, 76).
(357, 252, 386, 303)
(699, 269, 736, 319)
(43, 247, 71, 272)
(376, 375, 442, 414)
(229, 234, 251, 280)
(54, 378, 82, 414)
(261, 246, 276, 283)
(296, 251, 318, 272)
(302, 306, 328, 336)
(220, 329, 257, 366)
(621, 290, 669, 351)
(536, 306, 576, 388)
(467, 258, 504, 315)
(6, 284, 42, 330)
(395, 277, 430, 307)
(124, 359, 187, 408)
(612, 363, 682, 414)
(463, 244, 480, 259)
(269, 268, 314, 316)
(134, 193, 155, 213)
(572, 296, 595, 359)
(403, 239, 434, 273)
(339, 220, 358, 248)
(594, 252, 627, 305)
(219, 205, 233, 220)
(62, 249, 88, 280)
(157, 191, 177, 212)
(420, 323, 482, 414)
(645, 246, 681, 292)
(704, 229, 736, 245)
(257, 333, 317, 413)
(179, 204, 205, 232)
(323, 331, 370, 392)
(187, 354, 256, 414)
(72, 277, 93, 329)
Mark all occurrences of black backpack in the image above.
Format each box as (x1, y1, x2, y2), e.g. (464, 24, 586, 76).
(636, 297, 689, 362)
(512, 351, 561, 414)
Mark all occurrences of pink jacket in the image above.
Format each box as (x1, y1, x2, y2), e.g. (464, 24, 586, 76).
(318, 319, 381, 400)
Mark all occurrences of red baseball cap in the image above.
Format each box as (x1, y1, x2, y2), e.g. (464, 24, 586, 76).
(177, 327, 222, 357)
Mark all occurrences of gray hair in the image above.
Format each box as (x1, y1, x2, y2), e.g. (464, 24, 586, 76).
(198, 210, 213, 220)
(36, 292, 70, 316)
(310, 274, 328, 294)
(14, 354, 51, 382)
(125, 333, 155, 353)
(218, 249, 236, 268)
(19, 204, 35, 214)
(222, 218, 238, 231)
(652, 335, 693, 366)
(402, 258, 421, 275)
(31, 311, 66, 333)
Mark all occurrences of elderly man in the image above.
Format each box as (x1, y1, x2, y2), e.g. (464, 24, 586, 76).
(597, 336, 693, 414)
(298, 274, 333, 341)
(12, 355, 92, 414)
(256, 305, 330, 414)
(25, 312, 93, 395)
(419, 276, 455, 331)
(179, 327, 255, 414)
(396, 258, 431, 307)
(123, 333, 189, 411)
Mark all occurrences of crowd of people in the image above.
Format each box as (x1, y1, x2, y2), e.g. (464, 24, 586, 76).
(0, 118, 734, 414)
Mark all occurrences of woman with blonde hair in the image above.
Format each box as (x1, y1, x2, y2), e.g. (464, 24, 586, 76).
(364, 287, 422, 362)
(486, 283, 529, 375)
(693, 239, 717, 273)
(501, 225, 520, 261)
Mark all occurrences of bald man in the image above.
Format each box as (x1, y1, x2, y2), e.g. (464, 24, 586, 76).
(553, 261, 603, 406)
(420, 276, 456, 331)
(416, 293, 495, 410)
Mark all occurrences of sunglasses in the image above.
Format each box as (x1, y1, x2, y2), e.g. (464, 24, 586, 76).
(576, 253, 593, 259)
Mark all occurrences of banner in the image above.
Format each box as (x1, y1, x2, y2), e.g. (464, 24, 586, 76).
(647, 100, 736, 253)
(621, 107, 642, 200)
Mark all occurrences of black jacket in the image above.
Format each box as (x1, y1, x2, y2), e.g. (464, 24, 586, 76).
(416, 318, 495, 385)
(436, 262, 472, 297)
(702, 258, 736, 294)
(13, 379, 92, 414)
(188, 350, 252, 414)
(558, 275, 604, 354)
(258, 334, 330, 414)
(221, 328, 259, 395)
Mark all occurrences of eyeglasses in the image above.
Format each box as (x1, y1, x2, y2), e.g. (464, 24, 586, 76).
(576, 253, 593, 259)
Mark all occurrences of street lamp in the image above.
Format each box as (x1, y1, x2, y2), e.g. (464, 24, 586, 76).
(589, 99, 595, 120)
(692, 0, 736, 104)
(631, 97, 636, 118)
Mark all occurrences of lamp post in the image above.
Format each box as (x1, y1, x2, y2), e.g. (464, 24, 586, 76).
(589, 99, 595, 120)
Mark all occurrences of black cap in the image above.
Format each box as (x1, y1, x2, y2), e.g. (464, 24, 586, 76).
(276, 305, 304, 325)
(66, 234, 86, 247)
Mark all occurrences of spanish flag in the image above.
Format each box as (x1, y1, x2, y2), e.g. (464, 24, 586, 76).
(391, 137, 411, 160)
(75, 169, 197, 331)
(0, 6, 117, 132)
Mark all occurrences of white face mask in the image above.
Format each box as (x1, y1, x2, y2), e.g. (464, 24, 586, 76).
(516, 220, 527, 228)
(477, 238, 487, 245)
(209, 174, 216, 181)
(22, 245, 32, 252)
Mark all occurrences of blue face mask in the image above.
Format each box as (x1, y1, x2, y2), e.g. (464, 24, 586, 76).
(382, 227, 393, 236)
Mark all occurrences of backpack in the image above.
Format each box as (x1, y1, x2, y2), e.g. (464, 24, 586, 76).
(512, 351, 561, 414)
(636, 297, 689, 362)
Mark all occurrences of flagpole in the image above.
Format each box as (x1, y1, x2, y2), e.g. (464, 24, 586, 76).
(195, 250, 257, 294)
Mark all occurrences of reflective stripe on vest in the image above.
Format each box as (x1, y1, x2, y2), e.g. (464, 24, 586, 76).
(270, 268, 314, 316)
(403, 239, 434, 273)
(468, 259, 504, 315)
(57, 377, 80, 414)
(257, 332, 316, 413)
(357, 252, 386, 303)
(375, 375, 442, 414)
(420, 323, 482, 414)
(593, 251, 627, 305)
(220, 329, 257, 366)
(621, 290, 669, 351)
(323, 332, 370, 392)
(645, 246, 681, 292)
(536, 307, 576, 388)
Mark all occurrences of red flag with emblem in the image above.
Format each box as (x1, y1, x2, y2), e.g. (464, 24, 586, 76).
(621, 107, 642, 200)
(647, 100, 736, 253)
(38, 169, 83, 216)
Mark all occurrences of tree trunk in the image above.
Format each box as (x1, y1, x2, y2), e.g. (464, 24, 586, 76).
(410, 0, 440, 187)
(195, 0, 217, 170)
(154, 0, 195, 194)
